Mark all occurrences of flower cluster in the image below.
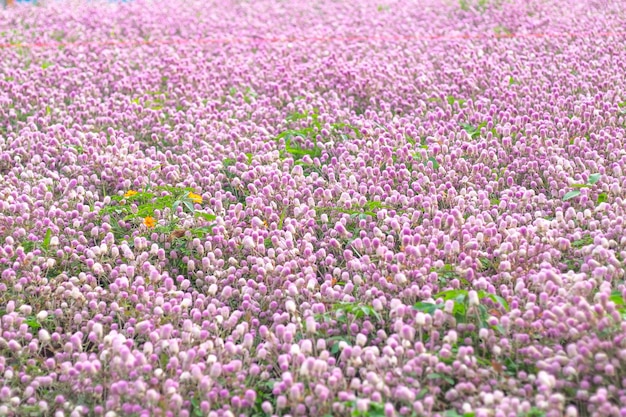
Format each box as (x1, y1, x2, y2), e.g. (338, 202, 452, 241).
(1, 0, 626, 416)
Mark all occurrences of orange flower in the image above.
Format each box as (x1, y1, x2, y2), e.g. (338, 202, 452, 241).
(124, 190, 138, 198)
(143, 216, 156, 228)
(188, 192, 202, 204)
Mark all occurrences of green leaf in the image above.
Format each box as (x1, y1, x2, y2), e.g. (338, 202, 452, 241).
(461, 122, 484, 139)
(277, 206, 288, 230)
(435, 289, 468, 301)
(136, 206, 155, 217)
(562, 190, 581, 201)
(275, 130, 295, 142)
(476, 290, 509, 311)
(610, 291, 625, 306)
(489, 294, 509, 311)
(597, 193, 608, 204)
(191, 225, 215, 238)
(525, 407, 546, 417)
(461, 123, 477, 134)
(416, 388, 429, 399)
(22, 241, 35, 253)
(494, 324, 506, 335)
(285, 146, 320, 159)
(587, 173, 601, 185)
(25, 316, 41, 331)
(191, 398, 202, 417)
(452, 302, 467, 319)
(286, 111, 308, 122)
(477, 257, 493, 271)
(426, 157, 440, 170)
(42, 229, 51, 251)
(427, 372, 455, 385)
(194, 212, 217, 221)
(329, 339, 345, 355)
(364, 201, 385, 211)
(477, 304, 489, 327)
(572, 235, 593, 248)
(414, 302, 445, 315)
(183, 200, 195, 214)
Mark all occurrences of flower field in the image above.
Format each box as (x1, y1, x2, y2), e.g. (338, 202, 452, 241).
(1, 0, 626, 416)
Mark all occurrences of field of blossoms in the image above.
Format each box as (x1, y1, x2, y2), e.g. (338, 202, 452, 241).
(1, 0, 626, 416)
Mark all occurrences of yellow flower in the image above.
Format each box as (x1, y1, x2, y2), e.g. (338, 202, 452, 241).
(143, 216, 156, 228)
(188, 192, 202, 204)
(124, 190, 138, 198)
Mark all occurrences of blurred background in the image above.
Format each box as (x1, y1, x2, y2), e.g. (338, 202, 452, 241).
(2, 0, 130, 6)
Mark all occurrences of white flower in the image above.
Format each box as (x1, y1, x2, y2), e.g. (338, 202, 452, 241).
(468, 290, 480, 307)
(242, 236, 255, 250)
(478, 328, 489, 340)
(38, 329, 51, 343)
(415, 312, 426, 326)
(92, 323, 103, 339)
(285, 299, 297, 314)
(305, 316, 317, 334)
(394, 273, 407, 285)
(537, 370, 556, 389)
(444, 330, 458, 345)
(208, 284, 218, 295)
